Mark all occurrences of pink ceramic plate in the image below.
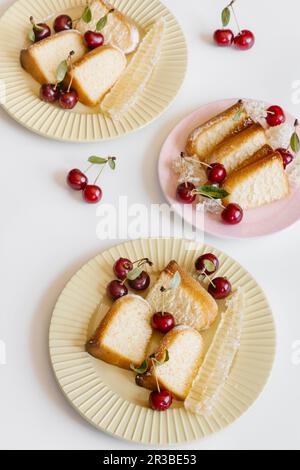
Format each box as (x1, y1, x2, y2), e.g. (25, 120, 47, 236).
(158, 98, 300, 238)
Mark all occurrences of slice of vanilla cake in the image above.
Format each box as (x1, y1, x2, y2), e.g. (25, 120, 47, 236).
(136, 326, 203, 401)
(20, 30, 86, 84)
(66, 46, 127, 107)
(86, 295, 153, 369)
(76, 0, 140, 54)
(146, 261, 218, 332)
(223, 152, 290, 210)
(207, 123, 268, 173)
(185, 100, 251, 160)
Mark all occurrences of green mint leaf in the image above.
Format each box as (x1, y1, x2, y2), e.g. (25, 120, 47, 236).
(221, 7, 231, 27)
(156, 350, 169, 366)
(33, 23, 45, 32)
(127, 266, 143, 281)
(169, 271, 181, 290)
(233, 108, 242, 122)
(81, 5, 92, 23)
(108, 158, 116, 170)
(88, 156, 108, 165)
(56, 60, 68, 83)
(28, 29, 35, 42)
(130, 360, 148, 374)
(96, 14, 108, 32)
(290, 132, 300, 153)
(198, 185, 230, 200)
(203, 259, 216, 273)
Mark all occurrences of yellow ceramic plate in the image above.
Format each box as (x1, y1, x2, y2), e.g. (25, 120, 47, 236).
(0, 0, 187, 142)
(49, 238, 276, 446)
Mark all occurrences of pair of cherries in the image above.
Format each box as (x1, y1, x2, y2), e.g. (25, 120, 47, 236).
(29, 14, 72, 43)
(176, 162, 244, 225)
(265, 106, 294, 168)
(214, 29, 254, 50)
(213, 1, 255, 50)
(40, 83, 78, 109)
(107, 258, 152, 301)
(67, 168, 103, 204)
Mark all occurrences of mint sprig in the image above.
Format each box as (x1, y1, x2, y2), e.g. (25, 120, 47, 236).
(197, 185, 230, 200)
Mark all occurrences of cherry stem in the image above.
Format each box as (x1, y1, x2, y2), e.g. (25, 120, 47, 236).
(94, 163, 106, 185)
(192, 190, 226, 208)
(181, 152, 212, 169)
(228, 0, 241, 33)
(202, 271, 216, 288)
(84, 163, 94, 173)
(151, 359, 161, 394)
(67, 51, 75, 92)
(133, 258, 153, 268)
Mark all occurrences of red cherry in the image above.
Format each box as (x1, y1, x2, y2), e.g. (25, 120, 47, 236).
(222, 203, 244, 225)
(32, 23, 51, 42)
(213, 29, 234, 47)
(176, 182, 196, 204)
(84, 31, 105, 50)
(195, 253, 219, 275)
(40, 84, 60, 103)
(149, 390, 173, 411)
(67, 169, 88, 191)
(208, 163, 227, 184)
(208, 277, 232, 300)
(151, 312, 175, 334)
(59, 90, 79, 109)
(128, 271, 150, 291)
(276, 148, 294, 169)
(82, 185, 102, 204)
(234, 30, 255, 50)
(266, 105, 286, 127)
(54, 14, 73, 32)
(107, 280, 128, 301)
(113, 258, 133, 281)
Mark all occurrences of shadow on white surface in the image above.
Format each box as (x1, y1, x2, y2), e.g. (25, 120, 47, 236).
(29, 249, 114, 441)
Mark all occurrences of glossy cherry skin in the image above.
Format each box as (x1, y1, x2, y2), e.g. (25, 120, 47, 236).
(234, 30, 255, 50)
(176, 182, 196, 204)
(82, 185, 102, 204)
(40, 84, 60, 103)
(59, 90, 79, 110)
(128, 271, 150, 291)
(33, 23, 51, 42)
(67, 169, 88, 191)
(113, 258, 133, 281)
(213, 29, 234, 47)
(53, 14, 73, 32)
(208, 163, 227, 184)
(222, 203, 244, 225)
(151, 312, 175, 334)
(84, 31, 105, 50)
(266, 105, 286, 127)
(107, 280, 128, 301)
(149, 390, 173, 411)
(276, 148, 294, 169)
(208, 277, 232, 300)
(195, 253, 219, 276)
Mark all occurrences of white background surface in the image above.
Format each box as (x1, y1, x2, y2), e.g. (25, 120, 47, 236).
(0, 0, 299, 451)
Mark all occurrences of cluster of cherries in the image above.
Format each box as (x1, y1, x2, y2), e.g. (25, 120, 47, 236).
(195, 252, 232, 300)
(67, 157, 116, 204)
(30, 8, 111, 109)
(107, 257, 153, 301)
(176, 158, 244, 225)
(213, 1, 255, 50)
